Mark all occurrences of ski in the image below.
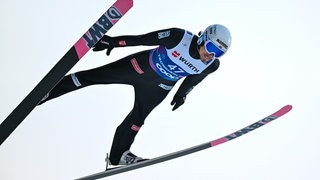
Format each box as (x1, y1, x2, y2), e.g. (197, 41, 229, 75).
(76, 105, 292, 180)
(0, 0, 133, 146)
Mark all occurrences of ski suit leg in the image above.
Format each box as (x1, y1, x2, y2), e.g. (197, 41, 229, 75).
(38, 51, 147, 105)
(109, 82, 174, 164)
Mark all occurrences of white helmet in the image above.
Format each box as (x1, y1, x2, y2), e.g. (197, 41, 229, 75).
(197, 24, 232, 58)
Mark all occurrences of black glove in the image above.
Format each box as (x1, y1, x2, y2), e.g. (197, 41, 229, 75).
(92, 35, 115, 56)
(170, 94, 186, 111)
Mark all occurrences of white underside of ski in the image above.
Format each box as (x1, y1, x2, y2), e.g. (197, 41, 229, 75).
(76, 105, 292, 180)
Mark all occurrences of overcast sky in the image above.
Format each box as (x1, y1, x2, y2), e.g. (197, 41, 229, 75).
(1, 0, 320, 179)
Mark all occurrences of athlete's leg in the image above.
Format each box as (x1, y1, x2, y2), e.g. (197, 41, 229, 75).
(38, 51, 149, 105)
(109, 78, 176, 164)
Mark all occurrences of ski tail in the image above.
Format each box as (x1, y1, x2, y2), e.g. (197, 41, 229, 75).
(0, 0, 133, 146)
(76, 105, 292, 180)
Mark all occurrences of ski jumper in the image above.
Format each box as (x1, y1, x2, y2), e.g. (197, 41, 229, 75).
(38, 28, 220, 164)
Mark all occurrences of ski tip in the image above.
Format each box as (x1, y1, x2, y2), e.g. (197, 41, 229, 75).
(272, 104, 293, 117)
(283, 104, 293, 111)
(115, 0, 134, 9)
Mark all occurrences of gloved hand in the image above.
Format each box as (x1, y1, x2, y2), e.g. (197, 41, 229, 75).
(92, 35, 115, 56)
(170, 94, 186, 111)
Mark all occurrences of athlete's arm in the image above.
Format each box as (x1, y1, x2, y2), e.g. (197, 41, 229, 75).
(93, 28, 185, 54)
(170, 60, 219, 111)
(174, 59, 220, 97)
(111, 28, 185, 48)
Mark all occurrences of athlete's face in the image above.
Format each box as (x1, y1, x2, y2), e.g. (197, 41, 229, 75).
(198, 46, 214, 62)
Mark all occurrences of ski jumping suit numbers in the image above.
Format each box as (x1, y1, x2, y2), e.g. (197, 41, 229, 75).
(149, 31, 215, 81)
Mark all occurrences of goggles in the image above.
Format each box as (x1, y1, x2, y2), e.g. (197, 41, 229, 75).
(205, 41, 225, 58)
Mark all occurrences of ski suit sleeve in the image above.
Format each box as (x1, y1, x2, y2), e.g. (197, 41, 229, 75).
(171, 59, 220, 111)
(110, 28, 185, 48)
(93, 28, 184, 55)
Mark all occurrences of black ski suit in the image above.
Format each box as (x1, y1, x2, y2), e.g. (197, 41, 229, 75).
(39, 28, 220, 164)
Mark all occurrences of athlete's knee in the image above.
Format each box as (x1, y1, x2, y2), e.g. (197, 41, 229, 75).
(70, 73, 83, 87)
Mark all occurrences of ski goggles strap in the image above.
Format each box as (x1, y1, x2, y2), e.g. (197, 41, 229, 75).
(205, 41, 225, 58)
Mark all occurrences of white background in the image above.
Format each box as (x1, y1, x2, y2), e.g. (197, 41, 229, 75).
(1, 0, 319, 179)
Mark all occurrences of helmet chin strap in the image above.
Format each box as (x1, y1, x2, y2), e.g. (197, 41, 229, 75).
(197, 33, 204, 46)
